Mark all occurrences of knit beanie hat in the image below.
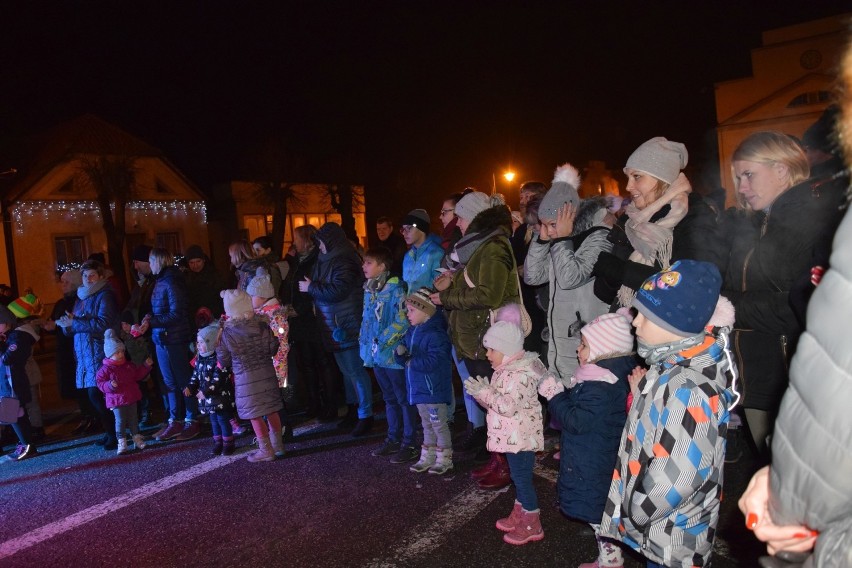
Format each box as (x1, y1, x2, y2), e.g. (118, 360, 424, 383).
(483, 320, 525, 357)
(197, 323, 220, 356)
(406, 287, 437, 317)
(184, 244, 207, 262)
(0, 305, 16, 329)
(131, 244, 153, 263)
(62, 269, 83, 289)
(538, 164, 581, 221)
(8, 293, 41, 319)
(246, 266, 275, 299)
(580, 307, 635, 362)
(103, 329, 125, 358)
(221, 289, 254, 320)
(401, 209, 430, 234)
(633, 259, 722, 338)
(454, 191, 491, 221)
(624, 137, 688, 185)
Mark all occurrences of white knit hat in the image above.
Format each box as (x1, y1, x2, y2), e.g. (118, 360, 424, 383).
(246, 266, 275, 299)
(103, 328, 126, 358)
(623, 137, 688, 185)
(483, 320, 524, 357)
(197, 324, 220, 356)
(221, 289, 254, 320)
(580, 308, 634, 362)
(454, 191, 491, 222)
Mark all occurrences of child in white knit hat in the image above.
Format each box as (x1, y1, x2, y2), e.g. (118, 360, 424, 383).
(464, 304, 547, 546)
(538, 307, 640, 568)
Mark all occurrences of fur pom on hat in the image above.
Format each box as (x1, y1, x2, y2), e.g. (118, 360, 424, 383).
(539, 164, 581, 221)
(708, 295, 736, 329)
(103, 328, 126, 358)
(197, 324, 220, 356)
(483, 320, 525, 357)
(624, 137, 688, 185)
(491, 303, 522, 327)
(221, 289, 254, 320)
(580, 307, 635, 362)
(246, 267, 275, 299)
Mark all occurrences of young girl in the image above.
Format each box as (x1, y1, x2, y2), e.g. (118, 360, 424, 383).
(217, 289, 284, 462)
(538, 308, 638, 568)
(185, 324, 237, 456)
(0, 305, 38, 461)
(95, 329, 154, 454)
(464, 305, 547, 545)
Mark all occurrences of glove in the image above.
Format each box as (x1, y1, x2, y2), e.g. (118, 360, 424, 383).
(538, 373, 565, 400)
(463, 375, 490, 398)
(395, 344, 408, 357)
(55, 315, 73, 328)
(592, 251, 624, 282)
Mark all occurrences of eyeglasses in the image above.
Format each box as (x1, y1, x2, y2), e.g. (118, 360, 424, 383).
(440, 208, 454, 214)
(400, 226, 415, 233)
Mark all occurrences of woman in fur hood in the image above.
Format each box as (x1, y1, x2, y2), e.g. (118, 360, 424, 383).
(524, 163, 613, 380)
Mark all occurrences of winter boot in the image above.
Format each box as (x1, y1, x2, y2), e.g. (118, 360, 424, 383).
(230, 418, 247, 436)
(503, 509, 544, 545)
(222, 436, 235, 456)
(495, 500, 523, 532)
(471, 452, 502, 480)
(211, 435, 223, 456)
(428, 448, 454, 475)
(116, 436, 129, 455)
(269, 427, 286, 458)
(350, 415, 374, 437)
(337, 404, 358, 429)
(578, 535, 625, 568)
(132, 434, 147, 450)
(247, 436, 276, 462)
(478, 452, 511, 489)
(409, 446, 437, 473)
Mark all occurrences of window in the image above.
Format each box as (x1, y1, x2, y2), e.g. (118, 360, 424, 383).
(156, 232, 181, 256)
(55, 236, 87, 274)
(787, 91, 830, 108)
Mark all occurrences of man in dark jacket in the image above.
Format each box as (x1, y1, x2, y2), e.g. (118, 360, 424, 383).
(300, 222, 373, 436)
(184, 244, 225, 319)
(376, 216, 407, 278)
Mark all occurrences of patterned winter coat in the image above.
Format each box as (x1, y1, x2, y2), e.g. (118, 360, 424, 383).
(149, 265, 193, 347)
(216, 315, 282, 420)
(360, 275, 408, 369)
(95, 358, 151, 409)
(187, 353, 236, 415)
(64, 280, 120, 389)
(255, 301, 290, 387)
(402, 233, 444, 293)
(395, 310, 453, 405)
(473, 350, 546, 454)
(599, 332, 734, 567)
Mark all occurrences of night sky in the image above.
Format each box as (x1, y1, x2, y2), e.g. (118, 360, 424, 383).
(2, 2, 849, 219)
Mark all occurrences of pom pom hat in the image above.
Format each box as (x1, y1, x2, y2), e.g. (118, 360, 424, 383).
(103, 329, 126, 358)
(624, 137, 688, 185)
(246, 267, 275, 299)
(221, 289, 254, 320)
(8, 293, 41, 319)
(632, 259, 722, 338)
(580, 307, 635, 362)
(405, 287, 437, 317)
(483, 321, 525, 357)
(538, 164, 582, 221)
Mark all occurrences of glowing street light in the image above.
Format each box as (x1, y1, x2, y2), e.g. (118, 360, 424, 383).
(492, 169, 517, 194)
(503, 171, 515, 182)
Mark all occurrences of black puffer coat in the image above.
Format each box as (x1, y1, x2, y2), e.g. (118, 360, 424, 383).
(289, 246, 322, 342)
(309, 223, 365, 352)
(149, 265, 192, 347)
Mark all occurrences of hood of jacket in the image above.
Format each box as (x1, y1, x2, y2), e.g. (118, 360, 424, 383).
(317, 222, 353, 260)
(495, 350, 548, 377)
(466, 204, 512, 237)
(572, 197, 609, 234)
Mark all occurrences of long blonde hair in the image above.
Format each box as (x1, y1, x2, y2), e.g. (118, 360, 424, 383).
(228, 240, 253, 267)
(731, 131, 810, 210)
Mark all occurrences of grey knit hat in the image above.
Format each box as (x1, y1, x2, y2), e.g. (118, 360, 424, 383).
(197, 324, 220, 356)
(454, 191, 491, 222)
(538, 164, 581, 221)
(624, 137, 688, 185)
(103, 329, 126, 358)
(246, 267, 275, 299)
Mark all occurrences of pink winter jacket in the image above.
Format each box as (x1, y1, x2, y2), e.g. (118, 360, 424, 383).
(475, 351, 546, 454)
(95, 358, 152, 409)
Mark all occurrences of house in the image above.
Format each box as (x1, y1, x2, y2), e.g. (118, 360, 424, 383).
(715, 13, 849, 206)
(0, 114, 209, 305)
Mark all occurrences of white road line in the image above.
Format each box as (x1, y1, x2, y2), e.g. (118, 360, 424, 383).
(0, 453, 244, 560)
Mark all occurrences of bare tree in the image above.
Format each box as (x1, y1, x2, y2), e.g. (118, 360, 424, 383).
(78, 154, 137, 299)
(324, 153, 365, 241)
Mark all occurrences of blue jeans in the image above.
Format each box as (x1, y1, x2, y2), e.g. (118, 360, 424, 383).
(462, 357, 490, 428)
(374, 366, 418, 446)
(506, 451, 538, 511)
(333, 348, 373, 419)
(156, 343, 198, 423)
(646, 562, 665, 568)
(209, 411, 234, 438)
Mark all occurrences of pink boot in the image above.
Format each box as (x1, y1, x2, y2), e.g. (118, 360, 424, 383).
(503, 509, 544, 545)
(495, 501, 523, 532)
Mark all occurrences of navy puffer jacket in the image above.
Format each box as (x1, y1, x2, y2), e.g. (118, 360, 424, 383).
(309, 223, 365, 352)
(149, 265, 192, 346)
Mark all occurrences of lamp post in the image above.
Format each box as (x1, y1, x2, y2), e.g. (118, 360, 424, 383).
(492, 170, 516, 194)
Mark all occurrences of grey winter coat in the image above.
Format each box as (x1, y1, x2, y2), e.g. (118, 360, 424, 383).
(524, 199, 612, 378)
(64, 280, 120, 389)
(769, 206, 852, 568)
(216, 316, 283, 420)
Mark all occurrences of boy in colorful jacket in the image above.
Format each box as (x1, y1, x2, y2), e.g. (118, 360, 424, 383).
(599, 260, 738, 568)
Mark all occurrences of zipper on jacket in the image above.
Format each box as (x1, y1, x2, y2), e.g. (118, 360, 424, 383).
(734, 332, 747, 400)
(780, 335, 788, 371)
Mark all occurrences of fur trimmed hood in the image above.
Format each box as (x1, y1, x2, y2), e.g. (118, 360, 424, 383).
(466, 203, 513, 237)
(572, 197, 609, 235)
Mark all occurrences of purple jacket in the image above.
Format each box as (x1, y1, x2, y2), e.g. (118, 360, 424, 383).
(95, 358, 151, 409)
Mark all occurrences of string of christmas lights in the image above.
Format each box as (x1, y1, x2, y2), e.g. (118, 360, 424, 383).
(12, 200, 207, 234)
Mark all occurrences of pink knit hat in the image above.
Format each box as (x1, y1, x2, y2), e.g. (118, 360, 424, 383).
(580, 308, 634, 362)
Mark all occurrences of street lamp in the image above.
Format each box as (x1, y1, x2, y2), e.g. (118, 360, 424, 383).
(492, 170, 516, 194)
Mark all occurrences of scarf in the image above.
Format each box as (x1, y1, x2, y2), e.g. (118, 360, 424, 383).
(363, 272, 390, 293)
(617, 173, 692, 307)
(77, 279, 108, 300)
(445, 227, 504, 271)
(569, 362, 618, 388)
(637, 331, 705, 365)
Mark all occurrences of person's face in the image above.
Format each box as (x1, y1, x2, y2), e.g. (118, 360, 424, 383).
(486, 347, 504, 368)
(148, 255, 163, 275)
(376, 222, 393, 242)
(133, 260, 151, 276)
(82, 269, 102, 287)
(456, 216, 471, 236)
(733, 160, 790, 211)
(624, 168, 662, 210)
(540, 217, 558, 240)
(0, 323, 10, 335)
(60, 273, 76, 295)
(633, 311, 683, 347)
(250, 295, 266, 309)
(196, 335, 207, 355)
(252, 243, 271, 258)
(577, 336, 590, 366)
(362, 257, 386, 280)
(401, 225, 425, 247)
(188, 258, 205, 273)
(511, 217, 522, 233)
(318, 240, 327, 255)
(439, 201, 456, 228)
(110, 350, 126, 362)
(406, 304, 429, 326)
(293, 233, 310, 255)
(519, 190, 536, 215)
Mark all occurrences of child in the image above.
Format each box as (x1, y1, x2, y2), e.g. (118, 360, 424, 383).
(8, 292, 47, 440)
(185, 324, 236, 456)
(95, 329, 154, 454)
(217, 289, 284, 462)
(598, 260, 737, 567)
(464, 305, 547, 545)
(395, 287, 453, 475)
(360, 247, 418, 461)
(538, 308, 639, 568)
(0, 305, 38, 461)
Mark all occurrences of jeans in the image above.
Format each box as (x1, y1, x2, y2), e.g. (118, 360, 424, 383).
(462, 357, 491, 429)
(333, 348, 373, 419)
(209, 411, 234, 438)
(646, 562, 665, 568)
(506, 451, 538, 511)
(373, 366, 418, 446)
(417, 403, 452, 449)
(113, 404, 139, 437)
(156, 343, 198, 423)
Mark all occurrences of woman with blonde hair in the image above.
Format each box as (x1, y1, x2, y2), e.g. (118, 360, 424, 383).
(228, 240, 256, 291)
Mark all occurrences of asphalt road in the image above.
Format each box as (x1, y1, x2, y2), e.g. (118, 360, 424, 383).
(0, 406, 766, 568)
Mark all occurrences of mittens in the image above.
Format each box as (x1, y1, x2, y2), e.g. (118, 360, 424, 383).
(538, 373, 565, 400)
(463, 375, 490, 397)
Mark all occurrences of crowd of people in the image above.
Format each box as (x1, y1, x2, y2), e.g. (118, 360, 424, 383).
(2, 53, 852, 566)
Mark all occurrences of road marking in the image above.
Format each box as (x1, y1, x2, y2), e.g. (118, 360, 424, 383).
(0, 453, 245, 560)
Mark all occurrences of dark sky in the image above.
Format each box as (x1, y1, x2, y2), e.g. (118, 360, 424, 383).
(2, 1, 849, 217)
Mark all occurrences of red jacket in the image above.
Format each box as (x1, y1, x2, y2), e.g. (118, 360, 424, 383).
(95, 358, 151, 409)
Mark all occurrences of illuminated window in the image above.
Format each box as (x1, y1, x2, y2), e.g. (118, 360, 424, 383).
(55, 236, 87, 274)
(787, 91, 830, 107)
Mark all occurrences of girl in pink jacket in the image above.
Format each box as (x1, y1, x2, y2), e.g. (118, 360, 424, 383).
(464, 315, 547, 547)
